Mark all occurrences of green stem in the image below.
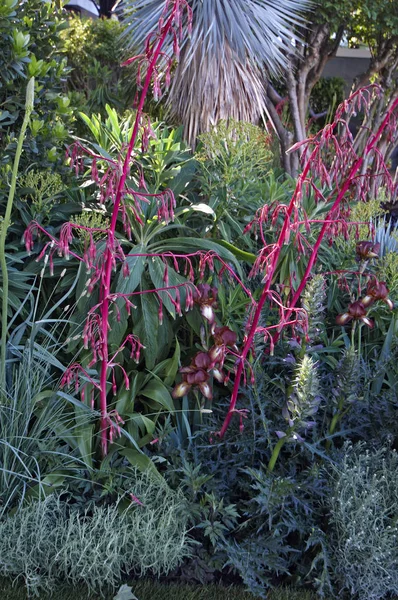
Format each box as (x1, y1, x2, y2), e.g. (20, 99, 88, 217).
(268, 436, 287, 473)
(0, 78, 35, 385)
(326, 397, 345, 450)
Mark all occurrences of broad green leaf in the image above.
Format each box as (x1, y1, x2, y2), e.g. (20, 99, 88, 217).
(148, 256, 190, 318)
(164, 339, 180, 386)
(119, 448, 163, 482)
(209, 239, 256, 264)
(74, 423, 94, 470)
(115, 371, 146, 415)
(150, 237, 243, 276)
(371, 314, 396, 394)
(134, 289, 159, 370)
(140, 379, 175, 414)
(157, 310, 173, 360)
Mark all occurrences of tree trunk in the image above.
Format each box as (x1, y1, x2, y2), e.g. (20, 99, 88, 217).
(98, 0, 114, 17)
(265, 23, 344, 176)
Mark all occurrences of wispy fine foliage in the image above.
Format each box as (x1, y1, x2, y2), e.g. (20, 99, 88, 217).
(329, 443, 398, 600)
(121, 0, 311, 142)
(0, 472, 191, 596)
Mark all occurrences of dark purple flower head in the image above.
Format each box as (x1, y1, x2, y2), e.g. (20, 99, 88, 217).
(213, 326, 237, 347)
(356, 241, 380, 261)
(362, 280, 394, 310)
(336, 300, 373, 328)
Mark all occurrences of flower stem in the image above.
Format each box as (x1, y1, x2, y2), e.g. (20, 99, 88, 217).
(98, 10, 177, 456)
(268, 436, 287, 473)
(218, 95, 398, 439)
(0, 78, 34, 386)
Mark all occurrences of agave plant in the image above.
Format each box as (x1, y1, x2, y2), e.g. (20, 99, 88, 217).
(121, 0, 311, 144)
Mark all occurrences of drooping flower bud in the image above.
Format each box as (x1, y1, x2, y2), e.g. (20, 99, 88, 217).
(356, 241, 380, 261)
(362, 281, 394, 310)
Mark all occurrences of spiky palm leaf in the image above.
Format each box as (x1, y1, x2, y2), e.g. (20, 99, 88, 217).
(121, 0, 311, 143)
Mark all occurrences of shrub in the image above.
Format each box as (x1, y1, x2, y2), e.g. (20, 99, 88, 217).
(0, 472, 191, 596)
(62, 15, 131, 116)
(0, 0, 72, 173)
(310, 77, 345, 119)
(329, 442, 398, 599)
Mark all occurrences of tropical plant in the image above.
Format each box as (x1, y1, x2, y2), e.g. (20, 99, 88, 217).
(121, 0, 311, 145)
(216, 87, 398, 441)
(26, 1, 248, 463)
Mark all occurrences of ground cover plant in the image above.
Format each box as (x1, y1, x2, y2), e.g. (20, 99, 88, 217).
(1, 0, 398, 599)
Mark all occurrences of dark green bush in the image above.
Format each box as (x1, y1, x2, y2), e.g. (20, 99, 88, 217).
(62, 15, 133, 116)
(310, 77, 345, 118)
(0, 0, 73, 174)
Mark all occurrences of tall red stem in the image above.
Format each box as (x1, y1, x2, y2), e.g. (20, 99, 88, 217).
(99, 9, 177, 455)
(219, 96, 398, 439)
(218, 151, 316, 438)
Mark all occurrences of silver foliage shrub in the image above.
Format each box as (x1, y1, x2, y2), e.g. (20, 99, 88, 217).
(0, 471, 191, 597)
(328, 442, 398, 600)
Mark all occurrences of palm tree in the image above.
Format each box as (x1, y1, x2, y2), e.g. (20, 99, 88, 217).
(121, 0, 311, 145)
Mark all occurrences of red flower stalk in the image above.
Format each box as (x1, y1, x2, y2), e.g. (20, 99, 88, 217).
(26, 1, 192, 456)
(218, 87, 398, 438)
(94, 0, 192, 455)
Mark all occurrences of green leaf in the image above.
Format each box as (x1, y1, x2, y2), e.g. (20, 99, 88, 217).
(134, 290, 159, 370)
(209, 238, 256, 264)
(371, 314, 396, 394)
(140, 379, 175, 414)
(148, 256, 189, 318)
(164, 338, 180, 386)
(115, 372, 146, 415)
(119, 448, 163, 482)
(150, 237, 243, 277)
(74, 423, 94, 470)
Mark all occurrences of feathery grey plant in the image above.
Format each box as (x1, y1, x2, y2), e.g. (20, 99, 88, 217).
(283, 355, 322, 439)
(329, 442, 398, 600)
(121, 0, 311, 143)
(0, 475, 191, 597)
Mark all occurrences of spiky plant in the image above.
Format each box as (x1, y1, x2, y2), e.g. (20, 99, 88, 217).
(121, 0, 311, 143)
(301, 275, 326, 344)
